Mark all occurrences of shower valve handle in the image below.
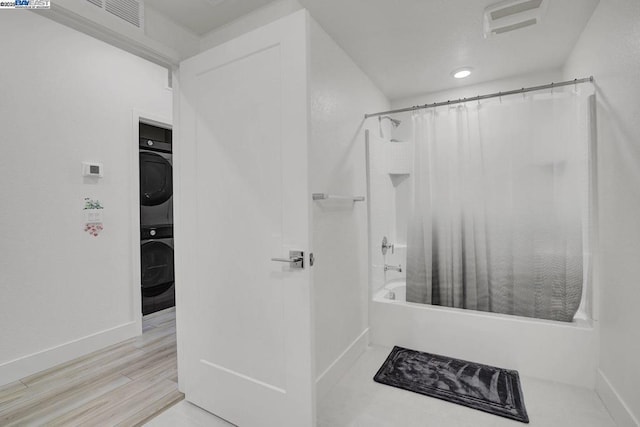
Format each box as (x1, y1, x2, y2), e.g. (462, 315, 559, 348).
(381, 236, 395, 255)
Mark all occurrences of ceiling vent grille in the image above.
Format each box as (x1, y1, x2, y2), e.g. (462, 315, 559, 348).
(483, 0, 547, 37)
(85, 0, 144, 30)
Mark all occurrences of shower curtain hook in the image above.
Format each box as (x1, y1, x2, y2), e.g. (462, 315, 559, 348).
(522, 88, 525, 100)
(551, 82, 554, 94)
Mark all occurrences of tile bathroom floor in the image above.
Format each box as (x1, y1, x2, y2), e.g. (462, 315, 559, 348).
(149, 345, 616, 427)
(316, 346, 616, 427)
(145, 400, 235, 427)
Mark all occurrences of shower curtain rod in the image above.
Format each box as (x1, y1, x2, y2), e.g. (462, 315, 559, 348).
(364, 76, 594, 119)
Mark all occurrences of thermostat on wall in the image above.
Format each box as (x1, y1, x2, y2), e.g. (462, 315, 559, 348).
(82, 162, 103, 178)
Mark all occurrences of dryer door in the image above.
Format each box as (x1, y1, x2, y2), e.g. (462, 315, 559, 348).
(141, 240, 174, 294)
(140, 152, 173, 206)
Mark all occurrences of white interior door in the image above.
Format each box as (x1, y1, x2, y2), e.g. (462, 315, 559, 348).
(175, 11, 314, 427)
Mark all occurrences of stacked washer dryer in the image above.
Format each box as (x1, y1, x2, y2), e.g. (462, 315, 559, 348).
(139, 123, 174, 315)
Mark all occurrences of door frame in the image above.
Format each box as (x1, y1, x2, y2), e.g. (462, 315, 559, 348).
(131, 110, 173, 333)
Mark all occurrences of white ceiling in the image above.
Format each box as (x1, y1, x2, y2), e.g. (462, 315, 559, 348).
(146, 0, 600, 100)
(298, 0, 600, 100)
(144, 0, 275, 35)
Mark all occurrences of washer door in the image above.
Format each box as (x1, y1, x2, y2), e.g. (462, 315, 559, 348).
(141, 240, 174, 296)
(140, 152, 173, 206)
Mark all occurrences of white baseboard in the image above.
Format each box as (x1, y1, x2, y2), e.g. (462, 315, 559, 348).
(316, 328, 369, 400)
(596, 369, 640, 427)
(0, 321, 140, 387)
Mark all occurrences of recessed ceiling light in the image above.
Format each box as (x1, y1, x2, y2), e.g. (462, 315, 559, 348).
(452, 68, 472, 79)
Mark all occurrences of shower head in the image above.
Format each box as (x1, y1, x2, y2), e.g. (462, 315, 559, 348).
(379, 115, 402, 127)
(378, 115, 402, 139)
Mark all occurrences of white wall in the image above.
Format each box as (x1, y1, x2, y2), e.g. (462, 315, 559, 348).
(200, 0, 303, 52)
(564, 1, 640, 425)
(308, 18, 389, 399)
(0, 11, 172, 386)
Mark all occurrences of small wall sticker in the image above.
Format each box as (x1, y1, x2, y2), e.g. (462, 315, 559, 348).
(84, 198, 103, 210)
(84, 198, 104, 237)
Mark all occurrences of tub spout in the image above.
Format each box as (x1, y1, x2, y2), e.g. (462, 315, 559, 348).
(384, 264, 402, 273)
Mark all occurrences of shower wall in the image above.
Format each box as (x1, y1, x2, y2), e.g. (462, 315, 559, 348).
(367, 132, 411, 294)
(308, 18, 389, 399)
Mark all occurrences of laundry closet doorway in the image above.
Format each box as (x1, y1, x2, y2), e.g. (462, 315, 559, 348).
(138, 121, 175, 317)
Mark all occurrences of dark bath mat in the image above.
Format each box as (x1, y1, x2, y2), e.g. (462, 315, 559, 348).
(373, 346, 529, 423)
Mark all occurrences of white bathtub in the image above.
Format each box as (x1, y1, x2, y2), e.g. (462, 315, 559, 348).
(373, 280, 406, 302)
(370, 280, 597, 388)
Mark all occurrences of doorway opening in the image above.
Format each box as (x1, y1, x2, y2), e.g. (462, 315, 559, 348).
(139, 122, 175, 316)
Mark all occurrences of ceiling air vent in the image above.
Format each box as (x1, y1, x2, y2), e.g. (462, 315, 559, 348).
(85, 0, 144, 30)
(483, 0, 547, 37)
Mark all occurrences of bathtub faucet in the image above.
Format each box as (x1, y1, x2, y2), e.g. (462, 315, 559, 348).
(384, 264, 402, 273)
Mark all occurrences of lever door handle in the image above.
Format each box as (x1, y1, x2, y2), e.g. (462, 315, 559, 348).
(271, 250, 304, 269)
(271, 257, 303, 263)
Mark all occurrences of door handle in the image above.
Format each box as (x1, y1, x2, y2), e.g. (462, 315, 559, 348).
(271, 250, 304, 269)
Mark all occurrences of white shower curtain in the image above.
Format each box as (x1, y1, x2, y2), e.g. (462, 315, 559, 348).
(406, 89, 592, 322)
